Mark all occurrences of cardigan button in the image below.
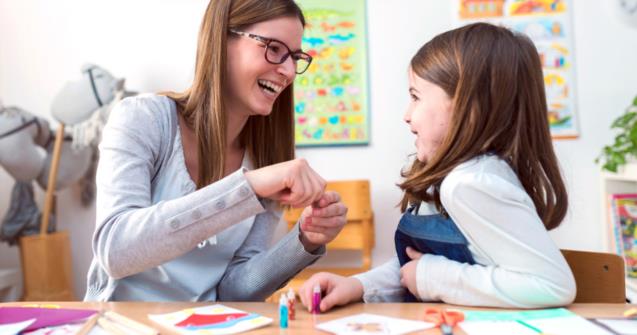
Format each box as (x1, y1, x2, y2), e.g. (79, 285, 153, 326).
(169, 219, 181, 230)
(239, 186, 250, 197)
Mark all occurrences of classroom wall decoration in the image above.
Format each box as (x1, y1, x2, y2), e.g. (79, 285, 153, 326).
(454, 0, 579, 139)
(294, 0, 370, 146)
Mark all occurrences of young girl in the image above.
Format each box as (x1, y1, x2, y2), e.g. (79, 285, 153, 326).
(299, 22, 576, 310)
(85, 0, 348, 302)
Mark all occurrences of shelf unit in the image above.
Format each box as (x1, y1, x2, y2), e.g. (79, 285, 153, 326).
(601, 164, 637, 302)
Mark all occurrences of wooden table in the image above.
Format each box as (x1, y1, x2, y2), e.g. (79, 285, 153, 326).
(0, 301, 633, 334)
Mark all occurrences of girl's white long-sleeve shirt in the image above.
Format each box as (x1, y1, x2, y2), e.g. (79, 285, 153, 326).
(353, 155, 576, 308)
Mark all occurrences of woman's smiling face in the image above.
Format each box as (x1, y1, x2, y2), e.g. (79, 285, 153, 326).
(225, 16, 304, 117)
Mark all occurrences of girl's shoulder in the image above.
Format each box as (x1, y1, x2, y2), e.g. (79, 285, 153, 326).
(448, 154, 514, 177)
(440, 154, 527, 201)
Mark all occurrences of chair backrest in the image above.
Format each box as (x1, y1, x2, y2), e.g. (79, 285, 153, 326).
(561, 249, 626, 303)
(283, 180, 372, 221)
(284, 180, 374, 269)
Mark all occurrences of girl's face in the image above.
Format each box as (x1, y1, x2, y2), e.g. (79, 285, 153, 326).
(404, 68, 453, 163)
(226, 16, 303, 117)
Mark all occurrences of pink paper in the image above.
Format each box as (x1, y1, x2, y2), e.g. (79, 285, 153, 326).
(0, 307, 97, 332)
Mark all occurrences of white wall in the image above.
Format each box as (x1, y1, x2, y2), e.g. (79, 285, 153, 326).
(0, 0, 636, 299)
(552, 1, 637, 250)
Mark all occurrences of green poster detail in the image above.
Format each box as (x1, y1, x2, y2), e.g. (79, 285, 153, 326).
(294, 0, 370, 146)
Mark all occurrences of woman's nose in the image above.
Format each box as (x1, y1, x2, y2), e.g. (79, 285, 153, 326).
(277, 57, 296, 82)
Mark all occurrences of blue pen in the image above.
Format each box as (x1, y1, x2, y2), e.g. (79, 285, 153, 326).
(279, 295, 289, 329)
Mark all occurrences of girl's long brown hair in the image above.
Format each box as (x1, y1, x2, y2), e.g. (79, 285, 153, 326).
(163, 0, 304, 188)
(399, 23, 568, 230)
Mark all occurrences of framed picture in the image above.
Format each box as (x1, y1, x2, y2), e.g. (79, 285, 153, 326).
(453, 0, 579, 139)
(294, 0, 370, 146)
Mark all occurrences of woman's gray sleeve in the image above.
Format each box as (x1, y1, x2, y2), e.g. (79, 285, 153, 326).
(93, 97, 265, 279)
(217, 204, 325, 301)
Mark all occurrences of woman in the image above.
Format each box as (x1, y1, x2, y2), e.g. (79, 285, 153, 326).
(85, 0, 347, 301)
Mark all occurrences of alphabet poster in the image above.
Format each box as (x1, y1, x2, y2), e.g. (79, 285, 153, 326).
(294, 0, 370, 146)
(454, 0, 579, 139)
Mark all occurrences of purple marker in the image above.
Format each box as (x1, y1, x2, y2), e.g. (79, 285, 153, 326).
(312, 284, 321, 314)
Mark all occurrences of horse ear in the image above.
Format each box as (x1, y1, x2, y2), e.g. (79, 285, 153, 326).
(115, 78, 125, 92)
(80, 63, 97, 73)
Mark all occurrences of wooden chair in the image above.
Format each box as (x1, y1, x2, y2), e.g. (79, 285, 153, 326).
(561, 249, 626, 303)
(268, 180, 374, 301)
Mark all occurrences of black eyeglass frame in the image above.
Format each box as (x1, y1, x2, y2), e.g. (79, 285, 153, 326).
(229, 29, 313, 74)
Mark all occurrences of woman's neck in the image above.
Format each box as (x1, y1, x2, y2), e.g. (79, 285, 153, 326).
(225, 108, 249, 151)
(178, 113, 247, 184)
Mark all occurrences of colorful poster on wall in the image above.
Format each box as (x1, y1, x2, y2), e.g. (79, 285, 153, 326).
(294, 0, 370, 146)
(453, 0, 579, 139)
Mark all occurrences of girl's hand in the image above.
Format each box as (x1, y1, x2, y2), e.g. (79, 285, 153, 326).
(399, 247, 423, 297)
(244, 158, 326, 208)
(298, 191, 348, 251)
(299, 272, 364, 313)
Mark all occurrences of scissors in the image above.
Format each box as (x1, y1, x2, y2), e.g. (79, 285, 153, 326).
(423, 308, 464, 335)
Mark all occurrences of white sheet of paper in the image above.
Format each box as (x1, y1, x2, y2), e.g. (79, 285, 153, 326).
(88, 324, 110, 335)
(460, 316, 613, 335)
(459, 321, 539, 335)
(148, 304, 272, 335)
(21, 322, 109, 335)
(0, 319, 36, 335)
(24, 324, 82, 335)
(596, 318, 637, 335)
(315, 313, 434, 335)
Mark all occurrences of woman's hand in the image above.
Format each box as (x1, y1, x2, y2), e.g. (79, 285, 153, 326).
(298, 191, 348, 251)
(299, 272, 364, 313)
(244, 158, 326, 208)
(399, 247, 423, 297)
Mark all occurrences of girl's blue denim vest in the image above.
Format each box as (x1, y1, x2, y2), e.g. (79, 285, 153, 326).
(395, 206, 476, 302)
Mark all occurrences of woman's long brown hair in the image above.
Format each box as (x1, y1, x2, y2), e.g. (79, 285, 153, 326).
(163, 0, 304, 188)
(399, 23, 568, 230)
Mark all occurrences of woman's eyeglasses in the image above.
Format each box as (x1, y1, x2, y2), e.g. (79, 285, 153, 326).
(229, 29, 313, 75)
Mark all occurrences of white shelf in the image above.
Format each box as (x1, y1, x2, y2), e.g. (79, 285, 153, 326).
(601, 172, 637, 182)
(602, 164, 637, 181)
(627, 278, 637, 302)
(601, 163, 637, 302)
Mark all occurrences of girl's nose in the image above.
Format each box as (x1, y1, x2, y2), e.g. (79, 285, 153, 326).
(403, 110, 412, 124)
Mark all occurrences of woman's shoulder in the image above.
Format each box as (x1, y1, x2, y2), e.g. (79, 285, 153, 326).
(107, 94, 177, 145)
(104, 94, 177, 157)
(109, 93, 175, 126)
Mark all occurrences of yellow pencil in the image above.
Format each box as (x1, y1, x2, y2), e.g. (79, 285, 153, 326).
(104, 311, 159, 335)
